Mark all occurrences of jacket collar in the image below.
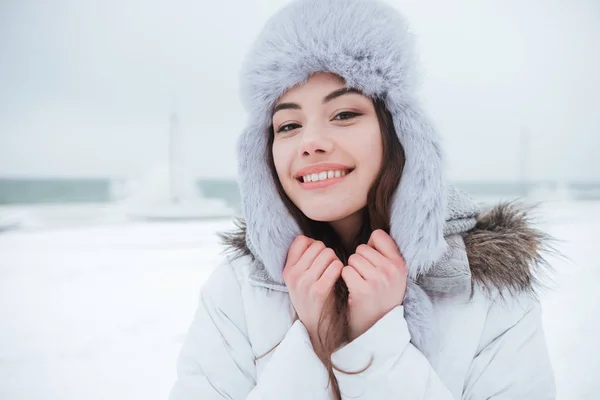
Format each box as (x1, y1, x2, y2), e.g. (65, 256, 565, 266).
(245, 185, 479, 293)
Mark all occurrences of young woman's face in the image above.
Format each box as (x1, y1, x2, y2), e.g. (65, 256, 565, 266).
(271, 72, 383, 224)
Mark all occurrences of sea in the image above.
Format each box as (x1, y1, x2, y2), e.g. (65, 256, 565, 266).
(2, 178, 600, 208)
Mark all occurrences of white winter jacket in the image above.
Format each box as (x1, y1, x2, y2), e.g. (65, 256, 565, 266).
(169, 202, 556, 399)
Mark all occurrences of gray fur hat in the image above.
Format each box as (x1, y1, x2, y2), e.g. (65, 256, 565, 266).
(237, 0, 447, 284)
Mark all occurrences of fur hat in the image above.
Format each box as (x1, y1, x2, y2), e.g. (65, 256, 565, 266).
(237, 0, 447, 284)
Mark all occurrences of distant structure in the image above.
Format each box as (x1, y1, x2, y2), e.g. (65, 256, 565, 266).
(121, 101, 233, 220)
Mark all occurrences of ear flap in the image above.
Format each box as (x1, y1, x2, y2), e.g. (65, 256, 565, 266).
(386, 97, 447, 279)
(237, 119, 301, 284)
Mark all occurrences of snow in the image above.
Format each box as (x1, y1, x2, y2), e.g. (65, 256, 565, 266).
(0, 202, 598, 399)
(0, 220, 232, 400)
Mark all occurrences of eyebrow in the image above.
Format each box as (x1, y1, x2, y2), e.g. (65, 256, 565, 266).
(272, 87, 363, 116)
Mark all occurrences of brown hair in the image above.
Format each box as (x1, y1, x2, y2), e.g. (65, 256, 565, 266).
(266, 96, 405, 399)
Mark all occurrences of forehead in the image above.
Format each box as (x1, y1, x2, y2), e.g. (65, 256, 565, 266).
(276, 72, 346, 104)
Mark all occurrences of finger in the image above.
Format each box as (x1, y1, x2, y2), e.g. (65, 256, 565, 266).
(355, 244, 396, 274)
(294, 240, 326, 272)
(315, 260, 343, 293)
(305, 248, 338, 282)
(367, 234, 374, 248)
(285, 235, 314, 268)
(341, 266, 366, 291)
(347, 253, 377, 280)
(368, 230, 404, 263)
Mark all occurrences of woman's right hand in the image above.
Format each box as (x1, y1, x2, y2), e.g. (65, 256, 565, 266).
(283, 235, 343, 344)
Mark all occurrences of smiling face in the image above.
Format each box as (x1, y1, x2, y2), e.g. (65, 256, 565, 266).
(271, 72, 383, 231)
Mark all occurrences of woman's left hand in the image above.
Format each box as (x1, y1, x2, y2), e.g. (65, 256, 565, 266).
(342, 229, 408, 341)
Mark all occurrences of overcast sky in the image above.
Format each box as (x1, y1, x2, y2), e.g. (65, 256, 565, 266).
(1, 0, 599, 181)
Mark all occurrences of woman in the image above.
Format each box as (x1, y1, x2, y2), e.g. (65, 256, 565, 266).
(170, 0, 556, 398)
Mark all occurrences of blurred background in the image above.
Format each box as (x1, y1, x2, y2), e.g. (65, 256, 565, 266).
(0, 0, 598, 399)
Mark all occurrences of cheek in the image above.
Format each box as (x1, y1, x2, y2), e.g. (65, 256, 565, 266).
(354, 128, 384, 177)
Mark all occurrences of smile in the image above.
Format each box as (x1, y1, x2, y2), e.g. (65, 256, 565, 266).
(296, 168, 353, 190)
(300, 169, 348, 183)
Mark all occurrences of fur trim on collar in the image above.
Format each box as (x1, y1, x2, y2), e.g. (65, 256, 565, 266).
(219, 202, 555, 297)
(465, 202, 557, 298)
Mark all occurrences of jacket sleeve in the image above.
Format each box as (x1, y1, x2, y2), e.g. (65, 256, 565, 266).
(330, 292, 555, 399)
(168, 261, 331, 400)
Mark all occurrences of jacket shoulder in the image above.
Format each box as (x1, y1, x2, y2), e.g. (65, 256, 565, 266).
(202, 253, 255, 298)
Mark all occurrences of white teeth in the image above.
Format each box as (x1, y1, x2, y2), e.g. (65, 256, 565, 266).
(301, 169, 350, 183)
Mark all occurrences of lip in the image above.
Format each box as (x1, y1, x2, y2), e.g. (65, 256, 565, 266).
(294, 163, 354, 179)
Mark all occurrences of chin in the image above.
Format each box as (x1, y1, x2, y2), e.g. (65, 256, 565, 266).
(298, 201, 362, 223)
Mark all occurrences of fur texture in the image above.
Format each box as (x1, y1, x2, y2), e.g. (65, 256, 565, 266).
(465, 202, 558, 298)
(237, 0, 446, 284)
(220, 201, 554, 298)
(402, 279, 438, 359)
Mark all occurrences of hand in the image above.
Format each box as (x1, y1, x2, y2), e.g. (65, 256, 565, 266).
(342, 229, 407, 341)
(283, 235, 344, 344)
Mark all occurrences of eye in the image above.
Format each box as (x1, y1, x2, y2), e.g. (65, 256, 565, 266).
(277, 123, 301, 133)
(333, 111, 361, 121)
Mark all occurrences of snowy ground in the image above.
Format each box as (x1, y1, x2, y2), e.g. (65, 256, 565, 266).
(0, 201, 599, 399)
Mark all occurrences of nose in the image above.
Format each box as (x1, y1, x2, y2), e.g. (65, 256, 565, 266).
(299, 123, 333, 156)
